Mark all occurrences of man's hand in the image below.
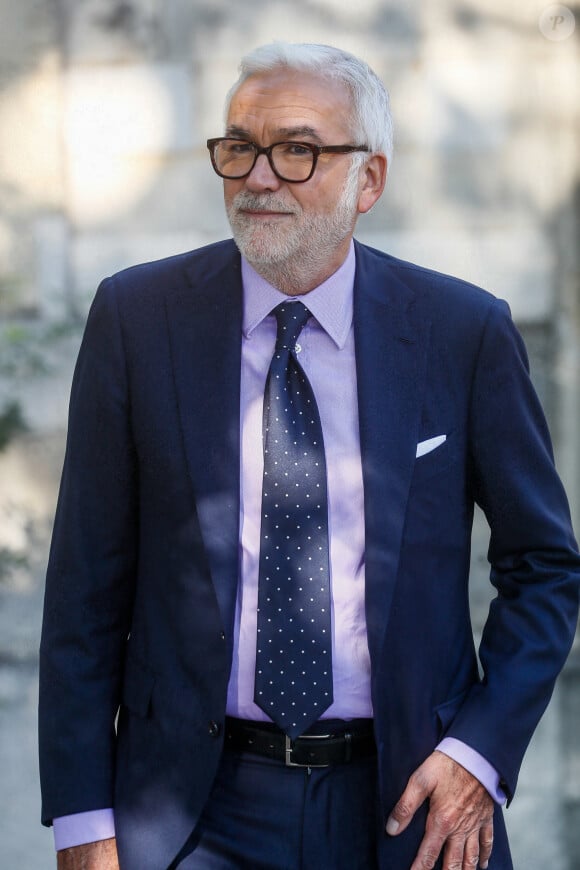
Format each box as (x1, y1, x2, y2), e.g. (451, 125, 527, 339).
(57, 838, 119, 870)
(386, 751, 494, 870)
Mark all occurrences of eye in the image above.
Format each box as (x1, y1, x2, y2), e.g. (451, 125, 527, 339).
(279, 142, 313, 157)
(227, 140, 254, 154)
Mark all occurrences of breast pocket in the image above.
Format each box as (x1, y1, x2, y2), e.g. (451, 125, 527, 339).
(412, 433, 458, 485)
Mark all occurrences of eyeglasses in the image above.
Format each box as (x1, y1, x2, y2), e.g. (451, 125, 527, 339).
(207, 138, 370, 183)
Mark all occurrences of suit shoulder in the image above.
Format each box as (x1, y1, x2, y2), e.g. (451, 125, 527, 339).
(101, 238, 239, 296)
(355, 240, 499, 316)
(83, 239, 241, 352)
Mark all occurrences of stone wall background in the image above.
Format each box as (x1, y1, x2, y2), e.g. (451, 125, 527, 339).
(0, 1, 579, 866)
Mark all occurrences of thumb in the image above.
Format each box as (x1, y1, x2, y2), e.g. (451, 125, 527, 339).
(386, 767, 432, 836)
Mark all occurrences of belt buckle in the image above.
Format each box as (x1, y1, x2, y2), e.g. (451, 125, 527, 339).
(285, 733, 332, 768)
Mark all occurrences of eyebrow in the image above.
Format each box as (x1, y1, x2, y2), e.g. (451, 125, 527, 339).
(225, 124, 324, 144)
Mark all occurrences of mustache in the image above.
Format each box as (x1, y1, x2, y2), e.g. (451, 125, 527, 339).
(231, 192, 298, 214)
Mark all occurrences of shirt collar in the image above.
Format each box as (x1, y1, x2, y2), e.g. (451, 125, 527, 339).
(241, 240, 355, 350)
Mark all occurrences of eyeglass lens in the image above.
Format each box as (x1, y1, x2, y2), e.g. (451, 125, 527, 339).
(213, 140, 315, 181)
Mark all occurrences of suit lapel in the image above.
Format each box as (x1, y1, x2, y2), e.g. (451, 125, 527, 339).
(354, 242, 430, 661)
(164, 242, 242, 639)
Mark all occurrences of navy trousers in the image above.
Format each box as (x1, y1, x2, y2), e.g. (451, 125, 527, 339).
(170, 746, 380, 869)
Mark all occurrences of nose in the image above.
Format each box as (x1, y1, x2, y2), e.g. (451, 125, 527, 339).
(244, 153, 282, 192)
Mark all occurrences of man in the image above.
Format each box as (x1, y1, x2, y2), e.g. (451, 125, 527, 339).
(39, 42, 580, 870)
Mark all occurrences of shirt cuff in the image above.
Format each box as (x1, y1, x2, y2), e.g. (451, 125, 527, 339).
(437, 737, 507, 805)
(53, 809, 116, 851)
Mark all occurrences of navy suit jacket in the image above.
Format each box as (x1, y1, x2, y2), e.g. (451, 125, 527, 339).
(39, 239, 580, 869)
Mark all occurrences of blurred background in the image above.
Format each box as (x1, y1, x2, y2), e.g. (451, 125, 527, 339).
(0, 1, 579, 866)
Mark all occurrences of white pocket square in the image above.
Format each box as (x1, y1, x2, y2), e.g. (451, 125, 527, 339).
(416, 434, 447, 458)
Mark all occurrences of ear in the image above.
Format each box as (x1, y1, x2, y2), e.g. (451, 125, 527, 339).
(357, 153, 388, 214)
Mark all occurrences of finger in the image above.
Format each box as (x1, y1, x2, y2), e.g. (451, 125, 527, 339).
(461, 830, 481, 869)
(386, 767, 433, 836)
(478, 821, 494, 869)
(409, 822, 451, 870)
(424, 831, 478, 870)
(409, 796, 482, 869)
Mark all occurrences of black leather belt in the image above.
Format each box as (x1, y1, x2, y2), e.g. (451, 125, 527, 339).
(224, 717, 376, 768)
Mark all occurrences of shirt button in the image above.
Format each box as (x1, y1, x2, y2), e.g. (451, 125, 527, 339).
(295, 343, 302, 354)
(208, 721, 221, 738)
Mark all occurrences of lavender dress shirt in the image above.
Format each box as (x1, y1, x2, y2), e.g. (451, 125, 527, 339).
(53, 242, 504, 851)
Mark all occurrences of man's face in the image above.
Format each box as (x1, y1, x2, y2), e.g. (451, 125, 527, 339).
(223, 70, 369, 281)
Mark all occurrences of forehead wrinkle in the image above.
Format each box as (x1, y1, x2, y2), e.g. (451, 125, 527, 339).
(225, 123, 324, 144)
(275, 125, 322, 142)
(228, 100, 330, 127)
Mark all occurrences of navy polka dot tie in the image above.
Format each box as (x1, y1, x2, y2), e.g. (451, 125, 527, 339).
(254, 302, 333, 739)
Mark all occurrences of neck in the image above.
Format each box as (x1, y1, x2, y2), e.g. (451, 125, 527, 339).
(250, 264, 328, 296)
(247, 239, 352, 296)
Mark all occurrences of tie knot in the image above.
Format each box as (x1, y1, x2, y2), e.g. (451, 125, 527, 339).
(273, 302, 311, 351)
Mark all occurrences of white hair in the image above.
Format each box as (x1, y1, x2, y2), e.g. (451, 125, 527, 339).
(225, 42, 394, 164)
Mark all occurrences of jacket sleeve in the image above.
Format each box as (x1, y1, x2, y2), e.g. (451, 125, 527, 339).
(39, 278, 137, 824)
(447, 298, 580, 801)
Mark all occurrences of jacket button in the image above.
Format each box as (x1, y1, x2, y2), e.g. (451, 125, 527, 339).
(208, 720, 221, 738)
(220, 631, 226, 641)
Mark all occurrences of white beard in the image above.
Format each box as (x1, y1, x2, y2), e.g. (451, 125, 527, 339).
(226, 160, 362, 293)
